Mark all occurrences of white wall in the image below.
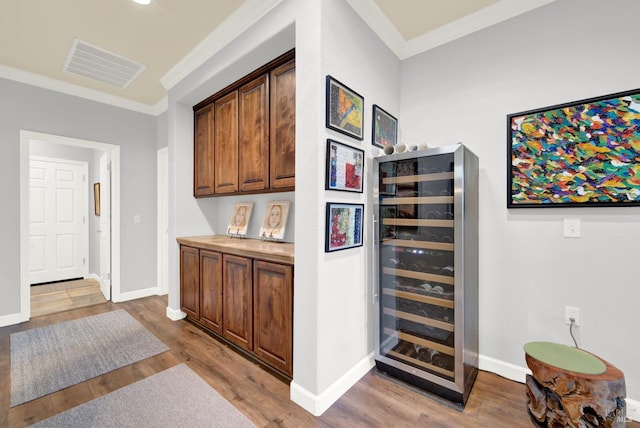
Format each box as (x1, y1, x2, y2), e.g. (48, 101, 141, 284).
(0, 78, 158, 321)
(400, 0, 640, 400)
(306, 0, 401, 410)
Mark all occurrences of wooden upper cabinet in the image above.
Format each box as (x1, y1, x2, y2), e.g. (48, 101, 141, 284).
(193, 106, 214, 197)
(239, 75, 269, 192)
(193, 50, 295, 197)
(214, 91, 239, 194)
(270, 59, 296, 189)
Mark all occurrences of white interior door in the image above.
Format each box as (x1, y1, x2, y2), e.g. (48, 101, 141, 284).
(29, 158, 88, 285)
(99, 152, 111, 300)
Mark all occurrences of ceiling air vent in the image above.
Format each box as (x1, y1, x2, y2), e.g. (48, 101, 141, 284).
(63, 38, 146, 89)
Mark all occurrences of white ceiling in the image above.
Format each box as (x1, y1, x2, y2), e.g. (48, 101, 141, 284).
(0, 0, 555, 114)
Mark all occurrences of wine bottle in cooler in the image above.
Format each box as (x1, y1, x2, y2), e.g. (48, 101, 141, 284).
(431, 352, 454, 371)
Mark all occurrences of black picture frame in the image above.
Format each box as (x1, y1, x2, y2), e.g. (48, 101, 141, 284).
(372, 104, 397, 148)
(325, 202, 364, 252)
(325, 75, 364, 140)
(507, 88, 640, 208)
(325, 139, 364, 193)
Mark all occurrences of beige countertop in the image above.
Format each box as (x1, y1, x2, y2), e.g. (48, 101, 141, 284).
(177, 235, 294, 265)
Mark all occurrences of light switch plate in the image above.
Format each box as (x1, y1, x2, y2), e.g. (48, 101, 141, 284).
(563, 218, 580, 238)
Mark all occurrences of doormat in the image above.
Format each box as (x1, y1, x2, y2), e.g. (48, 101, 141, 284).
(11, 309, 168, 406)
(29, 364, 256, 427)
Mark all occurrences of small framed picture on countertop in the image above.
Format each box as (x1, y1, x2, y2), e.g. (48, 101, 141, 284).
(259, 201, 290, 241)
(227, 202, 253, 237)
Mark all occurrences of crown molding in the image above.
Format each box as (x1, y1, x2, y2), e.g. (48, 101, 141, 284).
(0, 64, 161, 116)
(345, 0, 406, 56)
(402, 0, 558, 59)
(347, 0, 558, 60)
(160, 0, 283, 91)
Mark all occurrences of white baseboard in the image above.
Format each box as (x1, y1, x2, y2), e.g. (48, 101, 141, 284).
(113, 286, 159, 303)
(86, 273, 101, 282)
(0, 312, 28, 328)
(626, 398, 640, 422)
(166, 306, 186, 321)
(290, 352, 375, 416)
(478, 354, 531, 383)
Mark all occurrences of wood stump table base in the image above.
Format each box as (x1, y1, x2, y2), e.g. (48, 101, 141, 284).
(524, 342, 626, 428)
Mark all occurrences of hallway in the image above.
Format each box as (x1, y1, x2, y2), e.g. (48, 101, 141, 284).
(30, 278, 106, 318)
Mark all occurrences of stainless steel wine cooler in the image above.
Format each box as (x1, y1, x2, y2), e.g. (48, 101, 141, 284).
(373, 143, 479, 405)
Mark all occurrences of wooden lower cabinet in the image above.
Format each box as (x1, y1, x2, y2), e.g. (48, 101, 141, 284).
(222, 254, 253, 350)
(200, 250, 223, 334)
(180, 245, 200, 319)
(179, 244, 293, 378)
(253, 260, 293, 376)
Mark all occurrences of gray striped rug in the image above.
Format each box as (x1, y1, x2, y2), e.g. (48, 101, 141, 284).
(29, 364, 256, 427)
(11, 309, 168, 406)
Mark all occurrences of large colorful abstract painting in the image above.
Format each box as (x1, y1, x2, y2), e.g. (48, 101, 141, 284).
(508, 89, 640, 207)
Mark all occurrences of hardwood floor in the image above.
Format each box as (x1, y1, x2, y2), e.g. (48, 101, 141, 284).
(30, 278, 106, 318)
(1, 296, 637, 427)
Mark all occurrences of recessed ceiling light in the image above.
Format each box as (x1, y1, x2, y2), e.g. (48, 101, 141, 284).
(133, 0, 151, 5)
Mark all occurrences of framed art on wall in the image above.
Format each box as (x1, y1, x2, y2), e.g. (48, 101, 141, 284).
(372, 104, 397, 148)
(325, 202, 364, 252)
(226, 202, 253, 236)
(259, 201, 290, 240)
(325, 139, 364, 193)
(93, 183, 100, 216)
(507, 88, 640, 208)
(326, 75, 364, 140)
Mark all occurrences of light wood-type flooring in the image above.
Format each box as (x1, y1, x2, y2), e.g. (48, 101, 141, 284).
(2, 296, 637, 427)
(30, 278, 107, 318)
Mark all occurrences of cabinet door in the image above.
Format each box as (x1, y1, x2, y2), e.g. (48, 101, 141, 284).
(239, 75, 269, 192)
(269, 60, 296, 189)
(194, 106, 214, 197)
(200, 250, 223, 334)
(214, 91, 239, 194)
(253, 260, 293, 376)
(180, 246, 200, 319)
(223, 254, 253, 350)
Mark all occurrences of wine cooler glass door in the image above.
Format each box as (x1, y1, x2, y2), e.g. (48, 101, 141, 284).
(377, 153, 456, 381)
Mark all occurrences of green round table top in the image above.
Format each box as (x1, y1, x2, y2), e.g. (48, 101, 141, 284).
(524, 341, 606, 375)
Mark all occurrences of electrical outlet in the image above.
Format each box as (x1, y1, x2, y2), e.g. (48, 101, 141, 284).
(563, 218, 581, 238)
(565, 306, 580, 326)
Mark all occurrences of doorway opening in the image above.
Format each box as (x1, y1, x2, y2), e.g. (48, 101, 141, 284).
(31, 278, 106, 318)
(20, 130, 121, 320)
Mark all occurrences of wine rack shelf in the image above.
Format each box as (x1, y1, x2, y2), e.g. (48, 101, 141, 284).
(380, 196, 454, 205)
(382, 267, 455, 285)
(384, 339, 454, 379)
(382, 287, 454, 309)
(383, 239, 454, 252)
(382, 171, 454, 184)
